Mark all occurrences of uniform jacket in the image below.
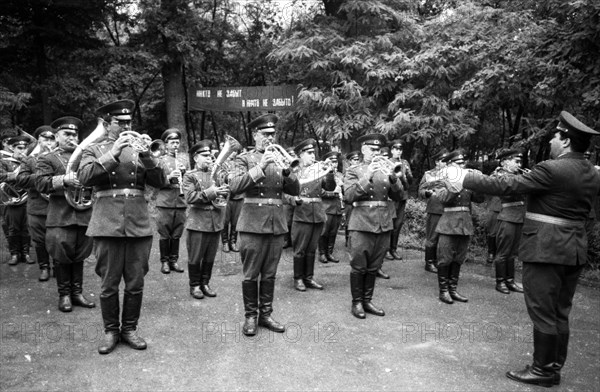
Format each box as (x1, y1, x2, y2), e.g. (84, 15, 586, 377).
(78, 142, 167, 237)
(35, 149, 91, 227)
(183, 168, 225, 232)
(156, 152, 188, 208)
(491, 168, 526, 224)
(344, 163, 403, 233)
(418, 168, 445, 215)
(229, 150, 300, 234)
(293, 165, 336, 223)
(321, 171, 344, 216)
(464, 152, 600, 265)
(16, 155, 49, 216)
(435, 185, 484, 236)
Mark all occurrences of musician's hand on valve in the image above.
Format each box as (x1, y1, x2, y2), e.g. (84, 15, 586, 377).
(110, 133, 131, 159)
(215, 184, 230, 197)
(260, 150, 276, 171)
(63, 172, 81, 187)
(168, 169, 182, 182)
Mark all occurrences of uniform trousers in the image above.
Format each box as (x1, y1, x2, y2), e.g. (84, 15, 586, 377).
(5, 204, 28, 237)
(239, 232, 284, 282)
(495, 220, 522, 262)
(94, 236, 152, 298)
(437, 234, 469, 267)
(223, 199, 242, 236)
(348, 231, 389, 273)
(156, 207, 186, 240)
(46, 226, 92, 264)
(321, 214, 341, 240)
(523, 262, 583, 335)
(390, 200, 406, 250)
(28, 214, 47, 248)
(487, 211, 500, 237)
(292, 221, 323, 280)
(187, 230, 219, 266)
(424, 213, 442, 248)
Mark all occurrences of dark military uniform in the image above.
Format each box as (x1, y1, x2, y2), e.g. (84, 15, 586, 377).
(229, 114, 300, 336)
(319, 169, 343, 263)
(463, 111, 600, 387)
(342, 151, 361, 247)
(0, 148, 30, 265)
(388, 150, 413, 260)
(418, 164, 446, 273)
(291, 140, 336, 291)
(221, 159, 243, 253)
(17, 153, 51, 277)
(36, 133, 95, 313)
(183, 142, 226, 299)
(344, 134, 403, 319)
(489, 158, 526, 294)
(79, 99, 167, 354)
(156, 132, 189, 273)
(485, 194, 502, 263)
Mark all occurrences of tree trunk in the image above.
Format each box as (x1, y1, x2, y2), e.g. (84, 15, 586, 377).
(162, 58, 188, 151)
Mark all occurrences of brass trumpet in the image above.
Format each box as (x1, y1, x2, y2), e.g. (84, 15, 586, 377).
(150, 139, 165, 158)
(265, 143, 300, 170)
(120, 131, 151, 153)
(369, 156, 403, 176)
(298, 160, 335, 185)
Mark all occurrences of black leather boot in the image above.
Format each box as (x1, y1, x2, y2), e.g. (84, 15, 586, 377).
(495, 260, 510, 294)
(98, 295, 120, 354)
(293, 256, 306, 291)
(188, 263, 204, 299)
(318, 236, 328, 263)
(221, 227, 230, 253)
(326, 235, 339, 263)
(229, 230, 239, 252)
(7, 235, 20, 265)
(159, 239, 170, 274)
(121, 293, 147, 350)
(21, 238, 34, 264)
(363, 272, 385, 316)
(200, 261, 217, 297)
(303, 252, 323, 290)
(424, 246, 438, 273)
(242, 280, 258, 336)
(36, 246, 50, 282)
(506, 329, 557, 387)
(376, 268, 390, 279)
(55, 263, 73, 312)
(505, 257, 524, 293)
(258, 280, 285, 333)
(448, 262, 468, 302)
(437, 264, 453, 304)
(71, 262, 96, 308)
(486, 236, 496, 264)
(350, 272, 366, 319)
(168, 239, 184, 272)
(552, 333, 569, 385)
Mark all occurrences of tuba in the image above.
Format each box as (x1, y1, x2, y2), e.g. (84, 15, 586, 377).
(264, 143, 300, 170)
(64, 118, 107, 211)
(0, 160, 27, 206)
(210, 135, 242, 208)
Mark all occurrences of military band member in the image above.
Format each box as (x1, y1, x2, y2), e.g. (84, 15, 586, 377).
(36, 117, 95, 312)
(490, 149, 525, 295)
(433, 151, 484, 304)
(417, 150, 448, 273)
(343, 151, 361, 247)
(1, 135, 32, 265)
(485, 195, 502, 263)
(282, 147, 299, 249)
(183, 140, 227, 299)
(387, 140, 413, 261)
(79, 99, 167, 354)
(291, 138, 335, 292)
(453, 112, 600, 387)
(229, 114, 300, 336)
(318, 151, 343, 264)
(220, 150, 242, 253)
(16, 126, 57, 280)
(344, 134, 403, 319)
(156, 128, 188, 274)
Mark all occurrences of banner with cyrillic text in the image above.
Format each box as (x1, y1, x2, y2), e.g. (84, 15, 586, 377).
(188, 85, 299, 112)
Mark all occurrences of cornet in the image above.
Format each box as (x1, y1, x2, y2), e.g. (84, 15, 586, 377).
(120, 131, 151, 153)
(369, 156, 403, 177)
(264, 143, 300, 170)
